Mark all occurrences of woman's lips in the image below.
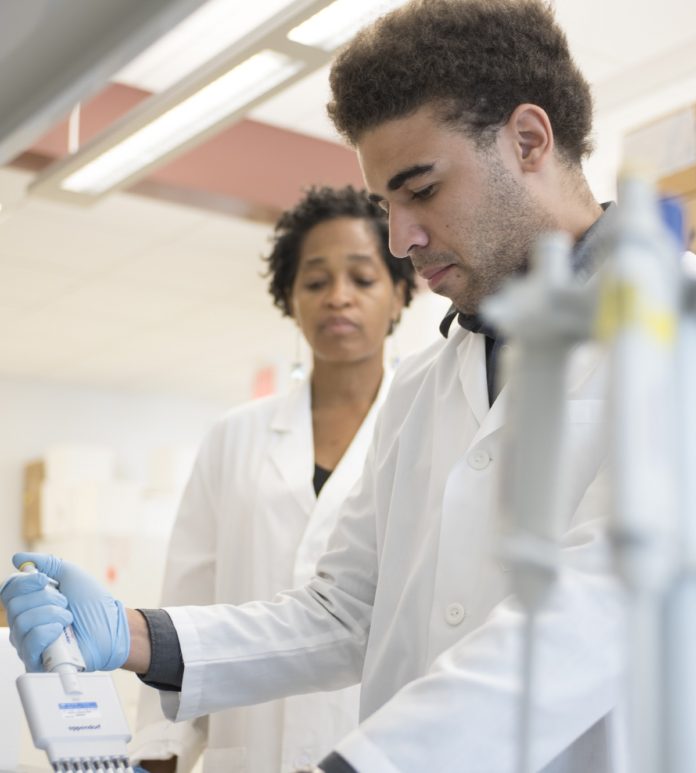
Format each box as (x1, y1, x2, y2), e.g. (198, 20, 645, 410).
(321, 317, 359, 334)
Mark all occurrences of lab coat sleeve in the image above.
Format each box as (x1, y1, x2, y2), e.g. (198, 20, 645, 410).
(130, 425, 225, 771)
(334, 464, 624, 773)
(159, 428, 383, 723)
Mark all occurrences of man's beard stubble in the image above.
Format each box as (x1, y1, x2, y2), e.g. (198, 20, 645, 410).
(457, 158, 556, 313)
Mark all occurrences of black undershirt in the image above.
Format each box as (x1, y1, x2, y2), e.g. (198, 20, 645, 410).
(313, 463, 333, 495)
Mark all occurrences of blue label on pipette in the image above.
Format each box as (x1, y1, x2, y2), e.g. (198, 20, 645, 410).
(659, 196, 686, 250)
(58, 701, 100, 719)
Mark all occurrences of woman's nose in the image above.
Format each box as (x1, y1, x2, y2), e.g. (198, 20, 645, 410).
(326, 276, 353, 307)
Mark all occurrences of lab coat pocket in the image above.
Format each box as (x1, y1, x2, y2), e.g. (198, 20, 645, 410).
(201, 746, 247, 773)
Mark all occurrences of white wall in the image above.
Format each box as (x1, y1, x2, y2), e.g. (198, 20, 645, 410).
(0, 376, 230, 560)
(0, 377, 232, 767)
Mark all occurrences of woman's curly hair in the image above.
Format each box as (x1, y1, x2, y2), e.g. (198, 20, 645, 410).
(265, 185, 416, 317)
(328, 0, 593, 164)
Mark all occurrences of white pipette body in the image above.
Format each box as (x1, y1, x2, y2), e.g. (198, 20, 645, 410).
(18, 561, 86, 695)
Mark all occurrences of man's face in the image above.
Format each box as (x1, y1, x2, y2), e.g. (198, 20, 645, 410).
(357, 105, 553, 314)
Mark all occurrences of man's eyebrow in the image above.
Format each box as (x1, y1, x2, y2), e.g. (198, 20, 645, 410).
(387, 163, 434, 192)
(367, 164, 435, 205)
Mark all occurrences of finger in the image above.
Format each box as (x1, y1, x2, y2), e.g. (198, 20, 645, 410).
(11, 604, 73, 653)
(0, 570, 52, 602)
(13, 552, 63, 582)
(4, 586, 69, 625)
(19, 622, 69, 673)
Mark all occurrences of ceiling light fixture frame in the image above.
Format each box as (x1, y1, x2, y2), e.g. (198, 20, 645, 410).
(29, 0, 340, 206)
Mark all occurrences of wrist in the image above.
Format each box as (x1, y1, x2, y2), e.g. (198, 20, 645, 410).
(125, 607, 152, 672)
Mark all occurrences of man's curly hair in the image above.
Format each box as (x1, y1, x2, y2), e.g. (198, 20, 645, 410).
(328, 0, 593, 164)
(265, 185, 416, 317)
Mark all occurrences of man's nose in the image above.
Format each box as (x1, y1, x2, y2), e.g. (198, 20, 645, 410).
(388, 207, 428, 258)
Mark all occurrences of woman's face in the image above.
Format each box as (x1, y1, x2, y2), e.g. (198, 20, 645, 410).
(290, 217, 405, 366)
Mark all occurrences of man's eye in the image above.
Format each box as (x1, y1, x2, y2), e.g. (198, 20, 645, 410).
(412, 185, 435, 201)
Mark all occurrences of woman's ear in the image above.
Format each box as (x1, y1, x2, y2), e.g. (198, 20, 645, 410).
(503, 103, 555, 172)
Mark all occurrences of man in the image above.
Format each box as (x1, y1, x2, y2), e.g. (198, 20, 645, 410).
(2, 1, 624, 771)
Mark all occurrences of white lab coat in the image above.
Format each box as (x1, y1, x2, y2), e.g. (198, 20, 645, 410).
(162, 327, 626, 773)
(131, 373, 393, 773)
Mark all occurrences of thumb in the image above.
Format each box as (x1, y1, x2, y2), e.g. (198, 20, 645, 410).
(13, 553, 64, 582)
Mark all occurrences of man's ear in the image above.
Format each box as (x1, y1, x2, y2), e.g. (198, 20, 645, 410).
(503, 103, 555, 172)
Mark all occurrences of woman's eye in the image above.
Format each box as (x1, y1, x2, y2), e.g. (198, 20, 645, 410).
(412, 184, 435, 201)
(304, 279, 327, 291)
(354, 277, 376, 288)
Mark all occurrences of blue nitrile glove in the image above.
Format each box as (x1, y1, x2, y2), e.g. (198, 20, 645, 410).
(2, 553, 130, 672)
(0, 563, 72, 672)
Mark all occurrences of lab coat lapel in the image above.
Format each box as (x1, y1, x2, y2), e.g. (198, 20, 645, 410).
(292, 370, 394, 586)
(268, 379, 316, 516)
(455, 329, 507, 447)
(315, 371, 391, 514)
(457, 332, 491, 431)
(466, 338, 607, 449)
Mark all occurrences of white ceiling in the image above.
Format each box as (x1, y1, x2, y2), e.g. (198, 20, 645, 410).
(0, 166, 293, 401)
(1, 0, 695, 404)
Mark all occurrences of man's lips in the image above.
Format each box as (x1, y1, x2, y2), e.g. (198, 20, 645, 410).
(418, 264, 455, 288)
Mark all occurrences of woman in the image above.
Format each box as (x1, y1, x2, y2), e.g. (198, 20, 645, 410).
(130, 185, 416, 773)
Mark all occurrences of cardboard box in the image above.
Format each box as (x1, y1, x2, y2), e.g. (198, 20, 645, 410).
(623, 103, 696, 253)
(659, 164, 696, 253)
(22, 460, 45, 541)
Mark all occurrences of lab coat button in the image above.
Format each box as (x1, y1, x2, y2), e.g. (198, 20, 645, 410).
(468, 449, 490, 470)
(445, 602, 466, 626)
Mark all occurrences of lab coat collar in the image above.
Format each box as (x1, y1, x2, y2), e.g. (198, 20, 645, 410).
(454, 324, 607, 451)
(267, 369, 395, 518)
(455, 329, 489, 430)
(291, 368, 394, 586)
(453, 327, 508, 446)
(268, 378, 315, 514)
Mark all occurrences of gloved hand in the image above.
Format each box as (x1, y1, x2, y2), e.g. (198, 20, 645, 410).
(1, 552, 130, 673)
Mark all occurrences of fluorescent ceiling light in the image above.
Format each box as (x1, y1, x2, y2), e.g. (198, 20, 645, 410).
(61, 51, 303, 194)
(114, 0, 293, 93)
(30, 0, 355, 205)
(287, 0, 404, 51)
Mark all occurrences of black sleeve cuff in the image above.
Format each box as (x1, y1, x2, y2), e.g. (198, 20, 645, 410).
(135, 608, 184, 692)
(317, 752, 358, 773)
